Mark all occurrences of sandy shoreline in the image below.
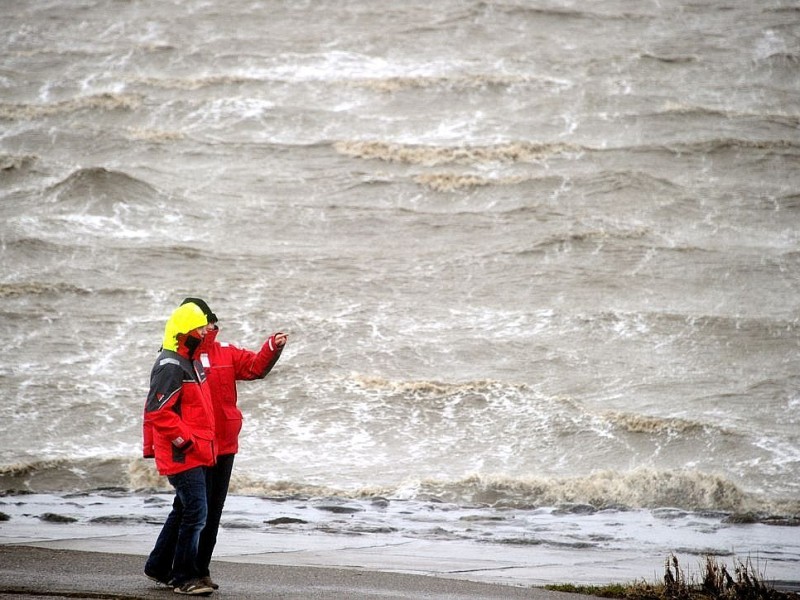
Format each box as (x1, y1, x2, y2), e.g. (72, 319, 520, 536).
(0, 546, 584, 600)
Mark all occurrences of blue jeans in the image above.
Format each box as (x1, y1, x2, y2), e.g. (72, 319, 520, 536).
(197, 453, 235, 577)
(145, 466, 209, 586)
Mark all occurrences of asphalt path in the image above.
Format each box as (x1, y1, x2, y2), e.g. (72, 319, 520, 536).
(0, 546, 590, 600)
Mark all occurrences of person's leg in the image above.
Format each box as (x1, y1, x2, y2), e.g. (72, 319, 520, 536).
(197, 454, 235, 579)
(144, 493, 183, 583)
(167, 466, 208, 587)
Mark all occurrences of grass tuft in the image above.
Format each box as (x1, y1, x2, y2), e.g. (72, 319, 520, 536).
(545, 554, 792, 600)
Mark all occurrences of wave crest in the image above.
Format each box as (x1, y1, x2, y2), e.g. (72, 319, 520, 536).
(133, 74, 257, 90)
(640, 53, 697, 64)
(126, 127, 185, 142)
(4, 458, 797, 516)
(1, 153, 38, 172)
(413, 470, 781, 513)
(657, 103, 800, 127)
(349, 374, 526, 397)
(667, 138, 800, 155)
(760, 52, 799, 66)
(223, 470, 795, 516)
(0, 282, 89, 298)
(347, 73, 564, 93)
(46, 167, 160, 209)
(603, 412, 723, 435)
(0, 458, 132, 492)
(0, 93, 143, 121)
(334, 140, 580, 166)
(413, 173, 526, 191)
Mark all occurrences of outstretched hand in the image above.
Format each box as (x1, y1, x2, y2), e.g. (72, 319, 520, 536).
(273, 332, 288, 348)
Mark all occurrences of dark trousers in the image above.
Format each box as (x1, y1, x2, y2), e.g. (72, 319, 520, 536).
(145, 466, 209, 586)
(144, 456, 235, 582)
(197, 453, 235, 577)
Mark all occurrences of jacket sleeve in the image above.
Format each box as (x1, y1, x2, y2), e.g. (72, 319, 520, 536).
(143, 358, 194, 451)
(230, 334, 284, 381)
(143, 421, 154, 458)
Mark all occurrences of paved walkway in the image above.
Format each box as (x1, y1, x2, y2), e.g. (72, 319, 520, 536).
(0, 544, 587, 600)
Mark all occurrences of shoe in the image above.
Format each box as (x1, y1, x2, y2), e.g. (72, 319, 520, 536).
(200, 576, 219, 590)
(145, 570, 172, 587)
(173, 579, 214, 595)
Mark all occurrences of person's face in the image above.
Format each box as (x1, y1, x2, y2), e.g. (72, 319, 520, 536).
(193, 323, 214, 337)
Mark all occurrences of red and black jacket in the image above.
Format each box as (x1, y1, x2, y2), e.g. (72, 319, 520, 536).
(143, 350, 216, 476)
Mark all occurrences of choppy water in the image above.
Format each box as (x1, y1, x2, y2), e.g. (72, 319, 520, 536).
(1, 0, 799, 583)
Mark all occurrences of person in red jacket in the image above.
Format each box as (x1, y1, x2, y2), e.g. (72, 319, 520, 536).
(151, 297, 287, 591)
(143, 302, 216, 596)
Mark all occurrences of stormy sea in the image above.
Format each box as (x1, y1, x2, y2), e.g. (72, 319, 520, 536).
(1, 0, 799, 586)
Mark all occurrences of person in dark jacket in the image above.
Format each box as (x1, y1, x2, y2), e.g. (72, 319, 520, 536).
(145, 297, 287, 591)
(143, 302, 216, 596)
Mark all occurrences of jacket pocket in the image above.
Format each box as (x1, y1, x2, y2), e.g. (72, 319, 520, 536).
(192, 436, 216, 465)
(172, 444, 187, 464)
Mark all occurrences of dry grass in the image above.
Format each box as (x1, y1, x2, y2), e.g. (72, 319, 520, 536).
(546, 554, 793, 600)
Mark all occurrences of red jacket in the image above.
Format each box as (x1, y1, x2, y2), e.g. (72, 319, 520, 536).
(143, 351, 216, 476)
(197, 328, 284, 456)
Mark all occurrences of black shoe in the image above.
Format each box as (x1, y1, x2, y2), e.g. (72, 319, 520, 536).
(173, 579, 214, 595)
(199, 576, 219, 590)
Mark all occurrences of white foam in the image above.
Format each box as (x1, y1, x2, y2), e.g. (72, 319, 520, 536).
(2, 492, 798, 585)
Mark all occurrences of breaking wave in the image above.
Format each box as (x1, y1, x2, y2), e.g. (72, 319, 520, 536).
(0, 153, 38, 172)
(125, 127, 185, 142)
(0, 282, 90, 298)
(132, 74, 259, 90)
(490, 4, 653, 22)
(348, 374, 528, 397)
(640, 53, 698, 64)
(4, 457, 798, 518)
(334, 138, 799, 170)
(188, 467, 800, 517)
(409, 471, 793, 514)
(665, 138, 800, 155)
(334, 140, 582, 166)
(603, 412, 723, 435)
(759, 52, 799, 66)
(347, 73, 567, 93)
(0, 93, 143, 120)
(413, 173, 530, 191)
(515, 226, 651, 255)
(656, 103, 800, 127)
(0, 458, 133, 492)
(45, 167, 160, 209)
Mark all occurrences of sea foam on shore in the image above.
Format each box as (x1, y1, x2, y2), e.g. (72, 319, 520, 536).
(1, 490, 798, 587)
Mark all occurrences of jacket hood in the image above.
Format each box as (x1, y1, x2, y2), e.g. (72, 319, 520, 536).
(162, 303, 208, 352)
